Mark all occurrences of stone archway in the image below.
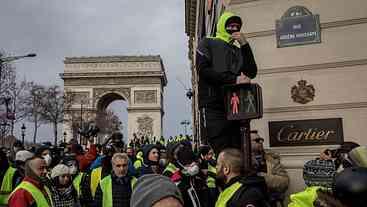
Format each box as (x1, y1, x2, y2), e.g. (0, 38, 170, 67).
(61, 55, 167, 143)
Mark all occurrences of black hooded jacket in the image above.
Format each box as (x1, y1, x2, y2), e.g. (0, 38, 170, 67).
(197, 12, 257, 110)
(225, 175, 270, 207)
(140, 144, 160, 176)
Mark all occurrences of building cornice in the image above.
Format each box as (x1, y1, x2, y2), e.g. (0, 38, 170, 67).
(230, 0, 259, 5)
(127, 106, 163, 113)
(259, 58, 367, 75)
(60, 71, 166, 78)
(64, 55, 161, 64)
(264, 102, 367, 114)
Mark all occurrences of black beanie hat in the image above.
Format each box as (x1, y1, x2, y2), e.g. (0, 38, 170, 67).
(225, 16, 242, 28)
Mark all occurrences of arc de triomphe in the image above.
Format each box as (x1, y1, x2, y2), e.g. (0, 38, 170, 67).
(60, 55, 167, 142)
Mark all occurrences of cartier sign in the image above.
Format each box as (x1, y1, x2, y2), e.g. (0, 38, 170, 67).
(269, 118, 344, 147)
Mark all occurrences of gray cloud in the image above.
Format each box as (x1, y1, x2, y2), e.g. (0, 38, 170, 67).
(1, 0, 192, 142)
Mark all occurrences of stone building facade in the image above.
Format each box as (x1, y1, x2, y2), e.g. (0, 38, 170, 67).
(185, 0, 367, 200)
(60, 55, 167, 143)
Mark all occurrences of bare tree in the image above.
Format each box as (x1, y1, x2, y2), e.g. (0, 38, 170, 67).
(0, 52, 16, 97)
(96, 109, 122, 141)
(8, 78, 31, 135)
(0, 52, 16, 141)
(23, 83, 46, 143)
(39, 85, 64, 145)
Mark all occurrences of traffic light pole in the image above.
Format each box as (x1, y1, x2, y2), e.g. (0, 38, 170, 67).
(240, 120, 252, 176)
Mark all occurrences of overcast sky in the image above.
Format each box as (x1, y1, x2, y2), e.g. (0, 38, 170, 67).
(1, 0, 192, 143)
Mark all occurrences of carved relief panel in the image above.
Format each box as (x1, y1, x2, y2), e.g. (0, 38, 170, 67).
(134, 90, 157, 104)
(65, 92, 90, 105)
(136, 115, 154, 138)
(93, 88, 131, 105)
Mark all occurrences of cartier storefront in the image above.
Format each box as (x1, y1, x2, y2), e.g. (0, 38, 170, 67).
(185, 0, 367, 202)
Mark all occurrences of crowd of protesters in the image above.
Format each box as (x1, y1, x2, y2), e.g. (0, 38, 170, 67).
(0, 130, 366, 207)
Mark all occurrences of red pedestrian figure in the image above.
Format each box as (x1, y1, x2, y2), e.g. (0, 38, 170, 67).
(231, 92, 240, 114)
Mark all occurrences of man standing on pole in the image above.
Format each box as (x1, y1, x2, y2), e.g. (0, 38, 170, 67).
(197, 12, 257, 154)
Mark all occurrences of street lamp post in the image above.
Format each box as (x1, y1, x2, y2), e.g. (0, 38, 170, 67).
(63, 132, 67, 143)
(0, 53, 36, 145)
(21, 123, 26, 145)
(180, 120, 190, 135)
(0, 53, 37, 96)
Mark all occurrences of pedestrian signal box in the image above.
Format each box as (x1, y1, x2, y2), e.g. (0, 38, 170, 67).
(224, 83, 263, 120)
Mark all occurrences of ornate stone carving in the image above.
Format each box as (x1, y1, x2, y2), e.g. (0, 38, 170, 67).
(93, 88, 131, 104)
(62, 71, 164, 77)
(64, 62, 161, 72)
(291, 80, 315, 104)
(64, 77, 162, 86)
(134, 90, 157, 104)
(63, 55, 166, 141)
(136, 115, 154, 138)
(65, 92, 90, 105)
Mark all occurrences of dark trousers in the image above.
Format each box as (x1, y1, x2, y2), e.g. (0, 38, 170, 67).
(201, 107, 241, 155)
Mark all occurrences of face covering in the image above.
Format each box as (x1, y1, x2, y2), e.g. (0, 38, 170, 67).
(69, 165, 78, 175)
(43, 154, 52, 166)
(226, 28, 239, 34)
(182, 163, 200, 176)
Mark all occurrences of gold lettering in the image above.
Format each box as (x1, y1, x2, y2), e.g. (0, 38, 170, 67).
(297, 131, 306, 140)
(277, 126, 291, 142)
(309, 128, 318, 140)
(324, 130, 335, 140)
(304, 129, 313, 140)
(287, 132, 299, 141)
(315, 131, 326, 140)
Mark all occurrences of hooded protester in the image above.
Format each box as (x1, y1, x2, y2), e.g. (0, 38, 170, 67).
(35, 146, 53, 168)
(320, 142, 360, 172)
(197, 145, 217, 207)
(163, 142, 201, 207)
(12, 150, 35, 187)
(126, 147, 136, 163)
(0, 149, 32, 205)
(71, 138, 97, 172)
(250, 130, 289, 207)
(48, 164, 80, 207)
(196, 11, 257, 154)
(110, 132, 125, 153)
(215, 148, 269, 207)
(288, 159, 337, 207)
(60, 155, 87, 204)
(8, 156, 52, 207)
(140, 144, 161, 176)
(94, 153, 137, 207)
(313, 167, 367, 207)
(82, 144, 115, 206)
(345, 145, 367, 168)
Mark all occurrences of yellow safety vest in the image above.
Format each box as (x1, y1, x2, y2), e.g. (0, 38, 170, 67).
(215, 182, 242, 207)
(10, 181, 51, 207)
(288, 186, 323, 207)
(134, 151, 143, 169)
(90, 167, 102, 197)
(100, 175, 137, 207)
(163, 163, 178, 175)
(73, 172, 84, 198)
(133, 159, 142, 170)
(207, 163, 216, 188)
(0, 167, 16, 205)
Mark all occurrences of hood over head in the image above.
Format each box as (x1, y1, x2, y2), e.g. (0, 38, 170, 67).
(142, 144, 159, 166)
(215, 12, 242, 43)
